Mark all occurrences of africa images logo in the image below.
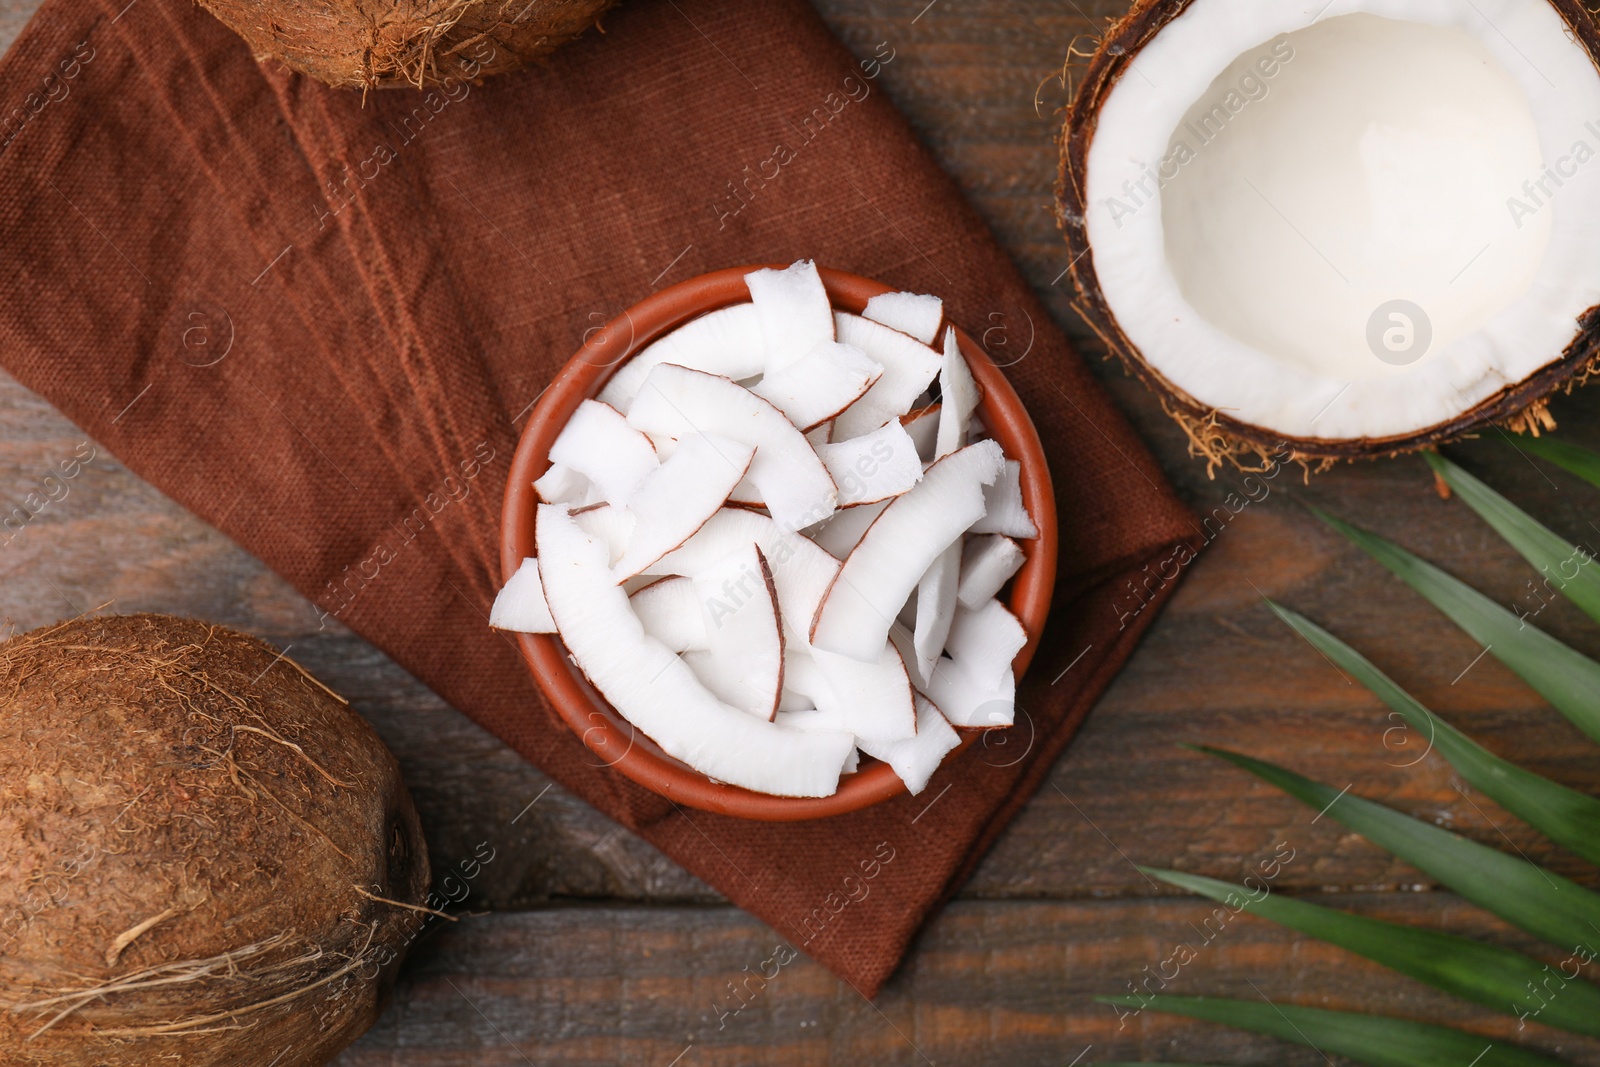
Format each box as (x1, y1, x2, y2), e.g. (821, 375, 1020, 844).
(1365, 299, 1432, 366)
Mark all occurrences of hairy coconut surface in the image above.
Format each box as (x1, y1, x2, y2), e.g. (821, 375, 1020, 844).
(197, 0, 619, 90)
(0, 614, 430, 1066)
(1056, 0, 1600, 474)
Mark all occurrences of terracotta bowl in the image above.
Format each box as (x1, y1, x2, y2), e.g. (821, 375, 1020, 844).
(501, 265, 1058, 820)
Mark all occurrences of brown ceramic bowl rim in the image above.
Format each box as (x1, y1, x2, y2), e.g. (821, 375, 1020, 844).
(501, 265, 1058, 821)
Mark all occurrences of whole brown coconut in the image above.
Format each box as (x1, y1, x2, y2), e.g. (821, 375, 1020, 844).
(198, 0, 619, 90)
(0, 614, 430, 1066)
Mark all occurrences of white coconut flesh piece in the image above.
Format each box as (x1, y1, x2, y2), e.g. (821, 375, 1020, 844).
(926, 660, 1016, 730)
(914, 339, 975, 675)
(777, 644, 916, 744)
(934, 326, 981, 460)
(751, 340, 883, 431)
(896, 589, 918, 632)
(489, 557, 556, 633)
(534, 462, 601, 506)
(815, 420, 924, 507)
(569, 506, 656, 596)
(957, 534, 1026, 609)
(598, 303, 766, 412)
(1083, 5, 1600, 445)
(569, 503, 634, 566)
(912, 542, 962, 681)
(644, 518, 912, 739)
(856, 695, 962, 795)
(679, 644, 780, 725)
(780, 647, 836, 714)
(610, 432, 756, 581)
(636, 507, 915, 740)
(831, 312, 944, 439)
(772, 709, 864, 775)
(887, 621, 927, 691)
(807, 643, 917, 743)
(971, 460, 1038, 539)
(902, 404, 941, 464)
(775, 706, 851, 733)
(811, 439, 1005, 660)
(627, 363, 837, 532)
(863, 290, 944, 345)
(778, 687, 817, 714)
(646, 508, 841, 644)
(746, 260, 836, 375)
(628, 576, 709, 652)
(944, 598, 1027, 693)
(547, 399, 660, 506)
(914, 596, 1025, 730)
(645, 431, 677, 461)
(684, 543, 786, 721)
(806, 497, 889, 560)
(535, 504, 853, 797)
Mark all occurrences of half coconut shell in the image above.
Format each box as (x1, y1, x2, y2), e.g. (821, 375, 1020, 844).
(1056, 0, 1600, 471)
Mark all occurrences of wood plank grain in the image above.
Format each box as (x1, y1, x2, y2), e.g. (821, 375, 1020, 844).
(332, 896, 1600, 1066)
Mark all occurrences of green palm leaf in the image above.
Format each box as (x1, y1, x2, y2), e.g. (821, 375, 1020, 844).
(1191, 745, 1600, 955)
(1313, 508, 1600, 744)
(1517, 436, 1600, 491)
(1268, 600, 1600, 867)
(1425, 452, 1600, 624)
(1102, 465, 1600, 1062)
(1143, 867, 1600, 1037)
(1093, 995, 1569, 1067)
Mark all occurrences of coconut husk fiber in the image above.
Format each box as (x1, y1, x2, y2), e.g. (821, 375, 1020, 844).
(0, 0, 1199, 997)
(0, 615, 430, 1067)
(194, 0, 620, 90)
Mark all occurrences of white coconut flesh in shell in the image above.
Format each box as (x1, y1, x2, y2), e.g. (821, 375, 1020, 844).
(493, 261, 1044, 798)
(1063, 0, 1600, 464)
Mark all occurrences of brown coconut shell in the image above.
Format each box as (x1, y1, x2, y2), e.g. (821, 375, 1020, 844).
(197, 0, 619, 91)
(0, 614, 430, 1067)
(1055, 0, 1600, 473)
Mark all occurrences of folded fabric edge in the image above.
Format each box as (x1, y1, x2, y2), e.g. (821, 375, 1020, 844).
(871, 532, 1201, 996)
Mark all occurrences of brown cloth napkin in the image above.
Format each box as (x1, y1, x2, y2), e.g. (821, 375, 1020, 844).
(0, 0, 1198, 996)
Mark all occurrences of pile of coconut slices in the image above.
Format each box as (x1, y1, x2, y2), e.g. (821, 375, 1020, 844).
(492, 261, 1039, 799)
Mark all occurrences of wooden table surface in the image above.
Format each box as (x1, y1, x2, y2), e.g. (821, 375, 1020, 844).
(5, 2, 1600, 1064)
